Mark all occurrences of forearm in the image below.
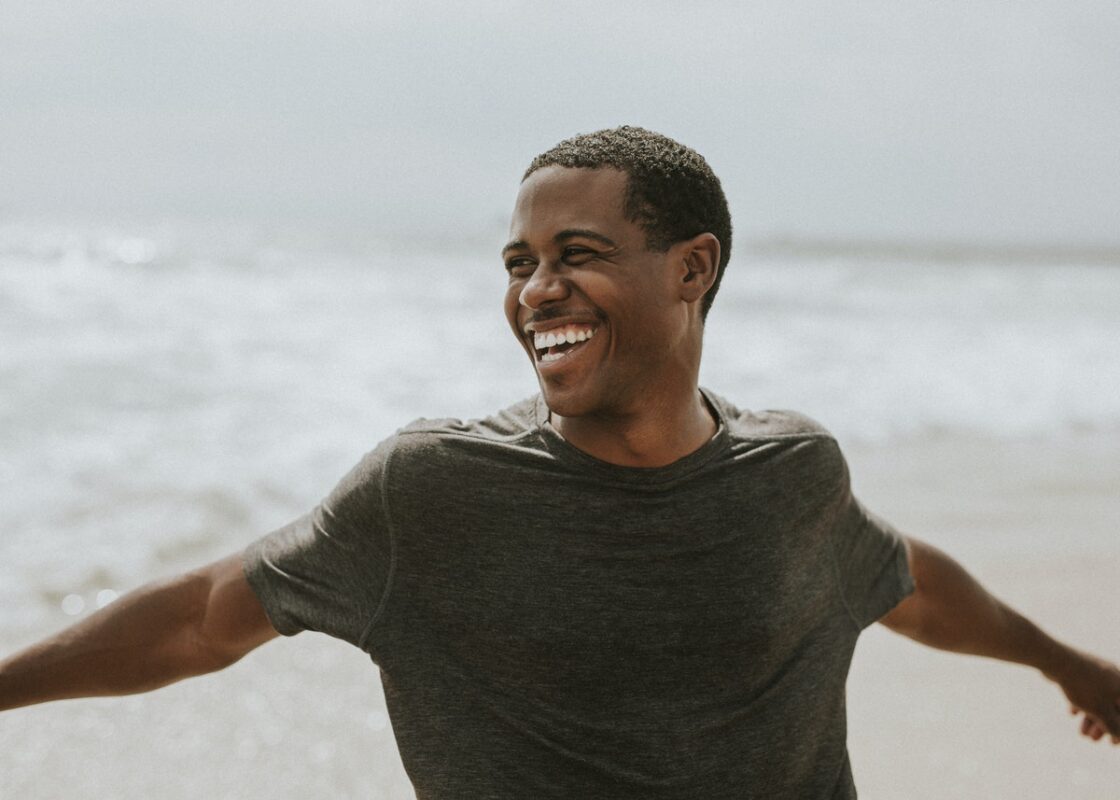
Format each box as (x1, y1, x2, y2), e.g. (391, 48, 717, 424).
(882, 537, 1120, 740)
(0, 572, 234, 712)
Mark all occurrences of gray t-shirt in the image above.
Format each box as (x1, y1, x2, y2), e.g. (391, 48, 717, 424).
(244, 390, 913, 799)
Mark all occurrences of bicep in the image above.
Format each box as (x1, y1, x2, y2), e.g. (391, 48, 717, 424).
(876, 536, 959, 638)
(192, 553, 279, 665)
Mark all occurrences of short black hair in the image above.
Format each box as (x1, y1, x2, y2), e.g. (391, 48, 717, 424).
(524, 125, 732, 320)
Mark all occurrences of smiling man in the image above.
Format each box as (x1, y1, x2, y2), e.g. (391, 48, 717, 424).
(503, 162, 721, 467)
(2, 126, 1118, 799)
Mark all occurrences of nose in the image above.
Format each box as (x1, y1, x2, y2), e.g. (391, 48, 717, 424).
(518, 261, 569, 310)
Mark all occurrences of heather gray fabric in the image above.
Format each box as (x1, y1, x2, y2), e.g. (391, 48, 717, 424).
(244, 389, 913, 799)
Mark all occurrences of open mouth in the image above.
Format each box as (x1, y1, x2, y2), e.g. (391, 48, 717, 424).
(531, 325, 598, 364)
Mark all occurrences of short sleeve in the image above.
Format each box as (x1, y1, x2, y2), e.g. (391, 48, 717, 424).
(828, 449, 915, 630)
(242, 439, 395, 649)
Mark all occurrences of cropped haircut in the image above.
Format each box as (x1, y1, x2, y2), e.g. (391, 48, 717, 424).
(524, 126, 732, 320)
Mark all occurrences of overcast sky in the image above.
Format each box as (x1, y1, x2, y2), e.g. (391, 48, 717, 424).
(2, 1, 1118, 246)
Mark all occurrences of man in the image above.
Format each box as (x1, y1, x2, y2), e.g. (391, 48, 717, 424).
(2, 126, 1118, 798)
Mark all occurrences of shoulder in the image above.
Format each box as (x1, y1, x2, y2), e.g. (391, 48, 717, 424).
(704, 389, 848, 479)
(394, 395, 540, 444)
(378, 396, 544, 469)
(298, 398, 542, 524)
(705, 389, 838, 443)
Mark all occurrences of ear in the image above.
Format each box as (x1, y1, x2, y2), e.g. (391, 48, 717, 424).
(675, 232, 721, 305)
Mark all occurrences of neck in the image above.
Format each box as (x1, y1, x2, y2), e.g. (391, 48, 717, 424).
(550, 386, 717, 468)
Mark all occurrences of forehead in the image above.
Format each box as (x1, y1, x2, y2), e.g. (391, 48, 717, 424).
(509, 166, 632, 238)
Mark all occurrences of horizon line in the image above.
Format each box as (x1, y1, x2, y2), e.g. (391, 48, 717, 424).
(742, 235, 1120, 265)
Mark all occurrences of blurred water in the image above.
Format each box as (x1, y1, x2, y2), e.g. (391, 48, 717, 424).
(707, 254, 1120, 441)
(2, 220, 1119, 632)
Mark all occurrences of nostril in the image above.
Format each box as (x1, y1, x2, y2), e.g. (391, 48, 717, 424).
(519, 269, 568, 309)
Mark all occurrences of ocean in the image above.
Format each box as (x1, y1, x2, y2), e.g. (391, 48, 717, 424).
(2, 220, 1119, 798)
(2, 220, 1119, 630)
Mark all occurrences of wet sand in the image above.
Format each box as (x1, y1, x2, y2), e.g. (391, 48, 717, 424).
(2, 433, 1118, 798)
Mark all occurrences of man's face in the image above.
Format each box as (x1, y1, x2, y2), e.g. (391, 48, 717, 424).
(502, 166, 693, 419)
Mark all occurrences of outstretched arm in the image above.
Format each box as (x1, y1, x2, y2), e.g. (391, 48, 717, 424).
(879, 537, 1120, 744)
(0, 553, 278, 712)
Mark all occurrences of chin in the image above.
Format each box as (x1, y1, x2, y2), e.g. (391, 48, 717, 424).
(537, 382, 600, 420)
(537, 374, 627, 421)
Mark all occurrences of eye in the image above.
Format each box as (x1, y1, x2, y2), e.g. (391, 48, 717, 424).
(561, 246, 596, 264)
(504, 257, 536, 279)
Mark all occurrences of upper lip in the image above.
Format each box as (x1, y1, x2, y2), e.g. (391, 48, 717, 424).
(522, 315, 602, 335)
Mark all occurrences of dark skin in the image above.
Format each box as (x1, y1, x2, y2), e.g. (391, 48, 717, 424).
(0, 554, 276, 711)
(2, 165, 1119, 749)
(502, 166, 719, 467)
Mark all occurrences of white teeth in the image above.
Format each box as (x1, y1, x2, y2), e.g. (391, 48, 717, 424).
(531, 327, 596, 350)
(541, 351, 564, 362)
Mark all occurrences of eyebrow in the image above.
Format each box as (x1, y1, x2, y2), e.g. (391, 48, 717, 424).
(501, 228, 619, 258)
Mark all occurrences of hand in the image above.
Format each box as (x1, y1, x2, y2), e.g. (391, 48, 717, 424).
(1053, 651, 1120, 744)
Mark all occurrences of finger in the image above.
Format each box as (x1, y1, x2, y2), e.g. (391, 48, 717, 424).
(1081, 716, 1107, 741)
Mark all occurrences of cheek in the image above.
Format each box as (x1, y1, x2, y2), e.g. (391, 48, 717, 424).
(503, 283, 524, 337)
(615, 300, 681, 358)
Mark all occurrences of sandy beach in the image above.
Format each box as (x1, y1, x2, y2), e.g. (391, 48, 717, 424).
(2, 431, 1117, 799)
(846, 433, 1120, 799)
(5, 0, 1120, 792)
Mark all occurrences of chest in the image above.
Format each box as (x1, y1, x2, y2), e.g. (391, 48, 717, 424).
(380, 474, 841, 686)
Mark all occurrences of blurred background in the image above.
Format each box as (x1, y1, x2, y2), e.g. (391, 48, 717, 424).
(2, 2, 1119, 798)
